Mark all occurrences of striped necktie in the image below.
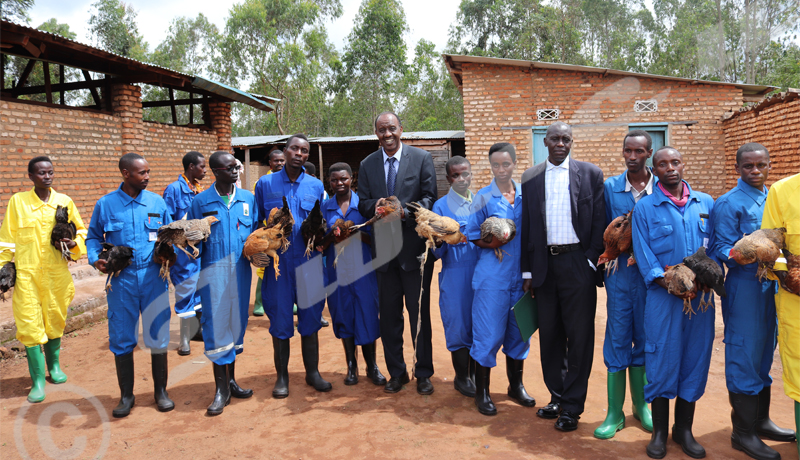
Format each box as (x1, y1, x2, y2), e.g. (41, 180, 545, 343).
(387, 157, 397, 196)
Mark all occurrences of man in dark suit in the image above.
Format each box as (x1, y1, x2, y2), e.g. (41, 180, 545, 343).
(521, 121, 605, 431)
(357, 111, 438, 395)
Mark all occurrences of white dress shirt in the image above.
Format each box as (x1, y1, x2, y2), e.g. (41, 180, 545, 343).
(545, 155, 580, 245)
(625, 169, 654, 203)
(382, 144, 404, 183)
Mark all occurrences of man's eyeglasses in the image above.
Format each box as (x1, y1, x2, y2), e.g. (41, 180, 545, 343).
(212, 165, 241, 174)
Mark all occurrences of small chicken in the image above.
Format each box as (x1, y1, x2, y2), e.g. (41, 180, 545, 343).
(480, 217, 516, 262)
(0, 262, 15, 301)
(300, 200, 327, 258)
(153, 240, 177, 282)
(664, 263, 697, 316)
(265, 196, 294, 253)
(351, 196, 402, 231)
(780, 248, 800, 295)
(598, 211, 634, 274)
(51, 205, 77, 261)
(98, 242, 134, 291)
(156, 215, 218, 259)
(683, 246, 726, 312)
(243, 224, 285, 279)
(317, 219, 356, 267)
(407, 201, 466, 268)
(729, 228, 786, 281)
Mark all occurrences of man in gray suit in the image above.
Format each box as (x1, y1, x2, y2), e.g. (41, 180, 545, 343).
(357, 111, 438, 395)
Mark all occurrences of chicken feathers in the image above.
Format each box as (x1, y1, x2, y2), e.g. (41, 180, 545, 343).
(244, 224, 285, 279)
(407, 202, 466, 269)
(480, 217, 516, 262)
(51, 205, 77, 261)
(598, 211, 634, 275)
(683, 246, 725, 312)
(266, 196, 294, 253)
(300, 200, 326, 258)
(0, 262, 15, 301)
(98, 242, 134, 291)
(664, 263, 697, 316)
(729, 228, 785, 281)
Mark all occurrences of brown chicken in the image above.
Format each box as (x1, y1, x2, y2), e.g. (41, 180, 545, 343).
(156, 216, 219, 258)
(153, 240, 177, 282)
(243, 224, 286, 279)
(300, 200, 327, 258)
(265, 196, 294, 253)
(664, 263, 698, 316)
(407, 201, 466, 268)
(480, 217, 516, 262)
(729, 227, 786, 281)
(0, 262, 15, 301)
(351, 196, 402, 231)
(317, 219, 356, 267)
(598, 211, 634, 274)
(780, 248, 800, 294)
(683, 246, 725, 312)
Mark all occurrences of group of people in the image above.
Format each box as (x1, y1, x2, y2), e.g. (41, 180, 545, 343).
(1, 113, 798, 460)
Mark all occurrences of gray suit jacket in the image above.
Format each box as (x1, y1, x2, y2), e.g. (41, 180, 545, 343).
(357, 143, 437, 272)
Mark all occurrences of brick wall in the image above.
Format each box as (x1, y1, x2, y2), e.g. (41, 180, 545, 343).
(723, 92, 800, 190)
(0, 83, 232, 222)
(460, 63, 744, 198)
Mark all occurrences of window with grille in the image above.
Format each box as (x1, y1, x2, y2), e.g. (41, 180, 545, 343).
(537, 108, 560, 120)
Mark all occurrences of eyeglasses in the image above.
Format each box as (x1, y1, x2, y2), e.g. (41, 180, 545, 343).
(212, 165, 241, 174)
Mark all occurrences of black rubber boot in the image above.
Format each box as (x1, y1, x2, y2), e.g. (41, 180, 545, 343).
(207, 363, 230, 416)
(151, 349, 174, 412)
(302, 332, 332, 392)
(112, 352, 135, 418)
(362, 342, 387, 386)
(673, 397, 706, 458)
(756, 386, 796, 442)
(730, 391, 780, 460)
(177, 318, 191, 356)
(506, 356, 536, 407)
(229, 360, 253, 399)
(474, 362, 497, 416)
(451, 348, 475, 397)
(469, 356, 476, 389)
(342, 337, 358, 386)
(647, 397, 669, 459)
(272, 337, 290, 399)
(191, 310, 203, 341)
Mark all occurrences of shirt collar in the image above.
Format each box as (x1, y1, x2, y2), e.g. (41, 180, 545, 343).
(279, 166, 306, 184)
(212, 182, 237, 205)
(447, 187, 473, 206)
(546, 155, 570, 171)
(624, 169, 654, 195)
(382, 143, 403, 164)
(653, 180, 698, 205)
(736, 178, 767, 205)
(27, 187, 58, 210)
(324, 191, 360, 214)
(180, 173, 203, 194)
(115, 183, 145, 206)
(490, 179, 521, 198)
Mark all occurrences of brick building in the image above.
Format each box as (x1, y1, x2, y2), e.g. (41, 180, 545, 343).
(443, 54, 777, 198)
(0, 20, 276, 222)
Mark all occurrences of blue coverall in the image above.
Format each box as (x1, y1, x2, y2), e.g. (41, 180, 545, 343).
(467, 179, 529, 368)
(709, 178, 778, 395)
(602, 172, 648, 372)
(163, 175, 202, 318)
(432, 188, 478, 352)
(86, 185, 172, 356)
(188, 185, 255, 365)
(631, 181, 716, 403)
(321, 192, 380, 345)
(254, 168, 326, 339)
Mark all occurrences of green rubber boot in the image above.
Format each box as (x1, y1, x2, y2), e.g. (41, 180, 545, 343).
(629, 366, 653, 432)
(26, 346, 47, 403)
(43, 338, 68, 384)
(595, 370, 626, 439)
(253, 278, 264, 316)
(795, 401, 799, 460)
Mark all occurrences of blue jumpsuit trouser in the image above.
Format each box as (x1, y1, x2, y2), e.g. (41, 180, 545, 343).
(171, 249, 201, 317)
(722, 269, 777, 394)
(603, 253, 646, 372)
(263, 254, 324, 339)
(439, 262, 475, 352)
(470, 287, 529, 368)
(199, 256, 251, 365)
(328, 281, 380, 345)
(107, 265, 171, 356)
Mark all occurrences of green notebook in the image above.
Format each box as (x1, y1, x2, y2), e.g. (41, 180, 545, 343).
(512, 291, 539, 342)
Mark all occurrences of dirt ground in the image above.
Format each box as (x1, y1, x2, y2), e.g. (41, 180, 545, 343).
(1, 260, 797, 460)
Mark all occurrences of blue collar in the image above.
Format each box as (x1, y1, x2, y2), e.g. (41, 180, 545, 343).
(446, 187, 472, 207)
(736, 178, 767, 205)
(651, 180, 699, 207)
(490, 179, 521, 199)
(279, 166, 307, 184)
(115, 183, 145, 206)
(323, 191, 359, 215)
(177, 174, 193, 194)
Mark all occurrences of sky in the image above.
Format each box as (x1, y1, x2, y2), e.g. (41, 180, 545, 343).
(26, 0, 462, 63)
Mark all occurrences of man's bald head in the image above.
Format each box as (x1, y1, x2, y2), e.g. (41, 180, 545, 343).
(652, 146, 681, 165)
(546, 121, 572, 136)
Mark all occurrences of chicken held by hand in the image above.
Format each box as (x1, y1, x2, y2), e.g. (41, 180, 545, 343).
(98, 242, 134, 291)
(351, 196, 402, 231)
(480, 217, 516, 262)
(729, 227, 786, 281)
(683, 246, 726, 312)
(0, 262, 15, 301)
(244, 224, 285, 279)
(300, 199, 327, 258)
(407, 201, 466, 268)
(266, 196, 294, 253)
(51, 205, 77, 261)
(663, 263, 697, 316)
(156, 215, 218, 259)
(597, 211, 634, 275)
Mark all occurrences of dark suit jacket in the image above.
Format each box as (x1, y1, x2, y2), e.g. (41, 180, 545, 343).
(520, 158, 605, 288)
(358, 143, 437, 272)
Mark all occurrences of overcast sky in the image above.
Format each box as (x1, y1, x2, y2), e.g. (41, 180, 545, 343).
(27, 0, 461, 62)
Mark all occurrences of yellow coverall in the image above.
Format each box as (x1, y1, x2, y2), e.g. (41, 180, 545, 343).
(0, 188, 86, 347)
(762, 173, 800, 402)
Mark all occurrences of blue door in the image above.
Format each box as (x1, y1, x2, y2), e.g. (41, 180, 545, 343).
(532, 128, 548, 165)
(629, 124, 667, 167)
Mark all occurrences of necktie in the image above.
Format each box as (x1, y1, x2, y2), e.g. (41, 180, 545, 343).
(387, 157, 397, 196)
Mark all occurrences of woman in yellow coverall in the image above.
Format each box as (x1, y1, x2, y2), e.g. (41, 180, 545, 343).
(0, 156, 86, 403)
(761, 172, 800, 458)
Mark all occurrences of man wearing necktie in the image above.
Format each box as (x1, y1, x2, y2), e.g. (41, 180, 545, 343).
(357, 111, 438, 395)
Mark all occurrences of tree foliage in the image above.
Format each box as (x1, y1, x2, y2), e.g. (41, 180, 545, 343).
(1, 0, 33, 22)
(87, 0, 148, 60)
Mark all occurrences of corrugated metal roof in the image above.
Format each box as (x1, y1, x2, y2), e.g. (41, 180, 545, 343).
(231, 135, 291, 148)
(193, 77, 276, 112)
(232, 131, 465, 148)
(442, 54, 775, 97)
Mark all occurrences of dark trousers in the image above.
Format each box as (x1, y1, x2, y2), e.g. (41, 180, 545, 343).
(377, 257, 435, 379)
(535, 250, 597, 415)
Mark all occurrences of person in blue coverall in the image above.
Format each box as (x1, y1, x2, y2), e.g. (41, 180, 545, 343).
(709, 143, 795, 460)
(595, 130, 655, 439)
(86, 153, 175, 418)
(162, 151, 206, 356)
(631, 146, 717, 459)
(467, 143, 535, 416)
(253, 134, 331, 398)
(431, 156, 479, 398)
(187, 151, 255, 416)
(319, 162, 386, 386)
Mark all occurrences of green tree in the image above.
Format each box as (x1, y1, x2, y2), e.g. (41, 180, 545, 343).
(87, 0, 148, 59)
(1, 0, 33, 22)
(400, 39, 463, 131)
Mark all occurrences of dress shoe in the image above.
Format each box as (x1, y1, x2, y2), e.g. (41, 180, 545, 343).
(417, 377, 434, 395)
(555, 410, 580, 432)
(537, 402, 562, 419)
(384, 372, 410, 393)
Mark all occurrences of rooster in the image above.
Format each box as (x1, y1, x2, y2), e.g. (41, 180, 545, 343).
(407, 202, 466, 268)
(51, 205, 77, 261)
(480, 217, 516, 262)
(598, 211, 634, 275)
(300, 200, 327, 258)
(683, 246, 725, 312)
(780, 248, 800, 295)
(317, 219, 356, 267)
(0, 262, 15, 301)
(153, 240, 177, 282)
(98, 242, 134, 291)
(729, 228, 786, 281)
(156, 216, 218, 259)
(244, 224, 285, 279)
(265, 196, 294, 253)
(351, 196, 402, 231)
(664, 263, 697, 316)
